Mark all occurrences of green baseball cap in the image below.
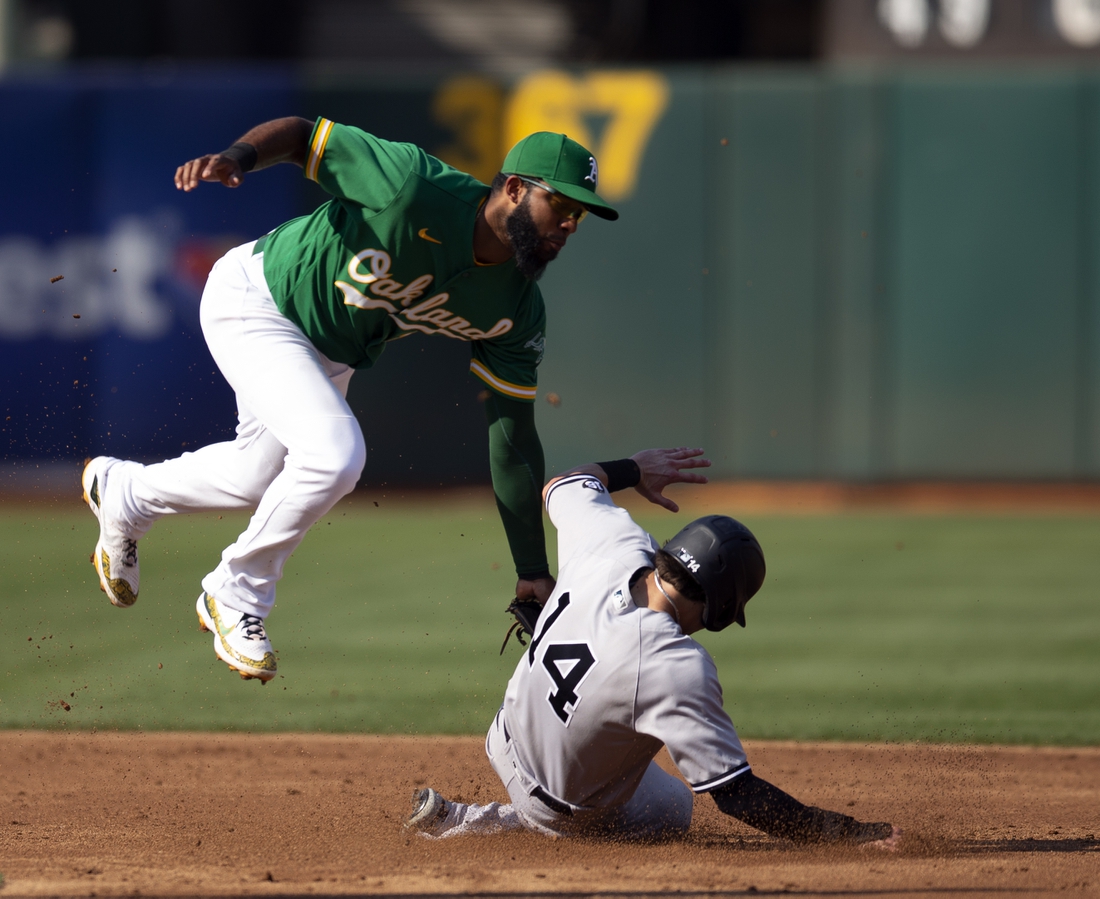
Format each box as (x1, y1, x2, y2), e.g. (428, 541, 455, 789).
(502, 132, 619, 221)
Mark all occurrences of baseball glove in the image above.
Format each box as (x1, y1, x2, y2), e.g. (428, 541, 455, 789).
(500, 598, 543, 655)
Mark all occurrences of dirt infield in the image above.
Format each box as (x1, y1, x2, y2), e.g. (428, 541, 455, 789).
(1, 733, 1097, 897)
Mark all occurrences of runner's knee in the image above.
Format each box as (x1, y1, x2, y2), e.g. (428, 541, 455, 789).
(663, 780, 694, 834)
(626, 764, 694, 838)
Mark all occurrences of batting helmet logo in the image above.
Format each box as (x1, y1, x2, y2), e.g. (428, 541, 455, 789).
(675, 548, 701, 574)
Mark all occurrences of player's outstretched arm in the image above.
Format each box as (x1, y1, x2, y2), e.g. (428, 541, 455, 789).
(174, 116, 314, 192)
(542, 447, 710, 513)
(710, 772, 900, 850)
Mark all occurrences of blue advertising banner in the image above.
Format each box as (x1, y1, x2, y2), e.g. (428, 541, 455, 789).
(0, 69, 298, 464)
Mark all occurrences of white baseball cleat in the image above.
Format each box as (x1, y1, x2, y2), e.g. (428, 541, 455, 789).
(81, 456, 140, 608)
(405, 788, 450, 833)
(196, 592, 277, 683)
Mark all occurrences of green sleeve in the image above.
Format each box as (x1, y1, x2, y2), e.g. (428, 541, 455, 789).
(307, 118, 417, 210)
(484, 393, 550, 579)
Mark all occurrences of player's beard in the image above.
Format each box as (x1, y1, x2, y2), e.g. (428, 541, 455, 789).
(506, 193, 558, 281)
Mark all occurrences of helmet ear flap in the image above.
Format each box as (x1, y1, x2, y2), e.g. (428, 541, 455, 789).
(727, 536, 765, 629)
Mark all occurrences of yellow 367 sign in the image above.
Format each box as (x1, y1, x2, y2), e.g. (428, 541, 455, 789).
(432, 70, 670, 203)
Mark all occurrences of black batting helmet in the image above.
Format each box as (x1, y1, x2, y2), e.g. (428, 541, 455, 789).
(662, 515, 765, 631)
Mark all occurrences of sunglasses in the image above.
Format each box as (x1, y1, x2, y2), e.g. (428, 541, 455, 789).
(514, 176, 589, 223)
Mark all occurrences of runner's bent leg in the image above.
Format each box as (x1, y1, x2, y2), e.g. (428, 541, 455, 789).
(612, 761, 694, 839)
(484, 711, 692, 840)
(484, 709, 569, 837)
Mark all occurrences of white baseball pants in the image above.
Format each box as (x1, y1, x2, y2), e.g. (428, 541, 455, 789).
(469, 709, 694, 840)
(111, 240, 366, 619)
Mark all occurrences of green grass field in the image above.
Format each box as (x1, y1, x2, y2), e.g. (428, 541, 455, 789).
(1, 496, 1098, 744)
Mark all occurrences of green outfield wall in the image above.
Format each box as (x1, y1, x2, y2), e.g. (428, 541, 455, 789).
(302, 66, 1100, 482)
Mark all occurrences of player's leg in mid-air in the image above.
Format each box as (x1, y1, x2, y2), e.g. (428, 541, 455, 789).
(82, 398, 293, 610)
(82, 240, 365, 682)
(81, 399, 296, 607)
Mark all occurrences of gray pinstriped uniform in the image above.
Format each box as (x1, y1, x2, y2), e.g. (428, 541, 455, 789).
(487, 474, 750, 835)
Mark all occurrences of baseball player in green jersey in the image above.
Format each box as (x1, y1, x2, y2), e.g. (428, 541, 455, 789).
(406, 446, 900, 848)
(80, 116, 617, 682)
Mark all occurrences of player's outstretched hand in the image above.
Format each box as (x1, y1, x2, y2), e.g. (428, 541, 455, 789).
(629, 447, 710, 513)
(174, 154, 245, 192)
(861, 824, 903, 852)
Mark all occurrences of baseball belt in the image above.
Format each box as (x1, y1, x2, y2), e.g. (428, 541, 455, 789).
(531, 785, 573, 817)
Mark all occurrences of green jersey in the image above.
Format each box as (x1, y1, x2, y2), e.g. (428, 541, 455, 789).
(260, 117, 546, 402)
